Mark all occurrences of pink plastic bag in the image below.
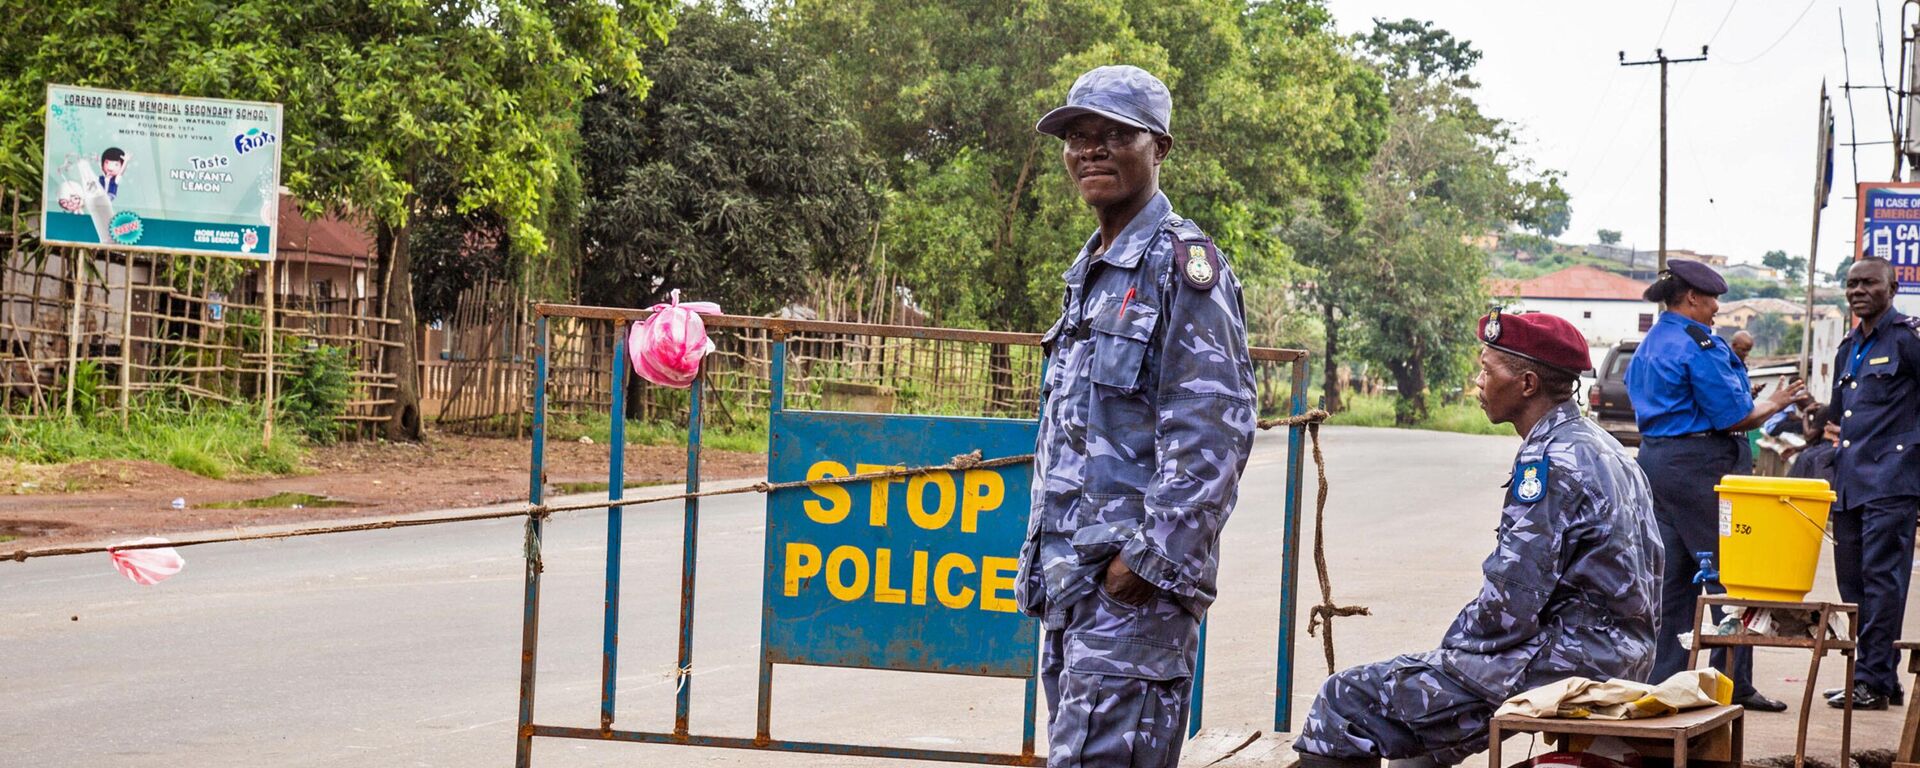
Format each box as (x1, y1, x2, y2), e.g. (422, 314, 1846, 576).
(629, 290, 722, 389)
(109, 537, 184, 585)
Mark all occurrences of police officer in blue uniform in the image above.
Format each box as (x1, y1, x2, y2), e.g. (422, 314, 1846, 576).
(1627, 260, 1805, 713)
(1823, 257, 1920, 711)
(1017, 65, 1258, 767)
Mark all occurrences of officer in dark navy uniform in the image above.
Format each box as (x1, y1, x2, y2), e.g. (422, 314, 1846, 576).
(1823, 257, 1920, 711)
(1626, 260, 1805, 713)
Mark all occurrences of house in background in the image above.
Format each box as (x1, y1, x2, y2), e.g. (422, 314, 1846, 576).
(1664, 249, 1730, 267)
(1487, 265, 1653, 370)
(1718, 297, 1842, 329)
(1720, 263, 1782, 282)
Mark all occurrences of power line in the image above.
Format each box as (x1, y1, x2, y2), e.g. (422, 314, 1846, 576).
(1621, 46, 1710, 272)
(1707, 0, 1741, 46)
(1875, 0, 1902, 177)
(1721, 0, 1818, 65)
(1655, 0, 1681, 47)
(1841, 7, 1863, 186)
(1577, 73, 1653, 190)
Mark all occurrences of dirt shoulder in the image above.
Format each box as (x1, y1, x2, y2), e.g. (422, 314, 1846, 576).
(0, 429, 765, 548)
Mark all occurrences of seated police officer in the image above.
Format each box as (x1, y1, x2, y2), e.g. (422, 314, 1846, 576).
(1295, 311, 1661, 768)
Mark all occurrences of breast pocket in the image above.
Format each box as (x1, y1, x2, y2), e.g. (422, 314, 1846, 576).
(1086, 296, 1158, 392)
(1860, 359, 1902, 404)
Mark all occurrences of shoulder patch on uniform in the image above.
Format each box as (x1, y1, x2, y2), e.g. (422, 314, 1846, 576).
(1176, 240, 1220, 290)
(1900, 315, 1920, 340)
(1512, 459, 1549, 503)
(1683, 324, 1714, 349)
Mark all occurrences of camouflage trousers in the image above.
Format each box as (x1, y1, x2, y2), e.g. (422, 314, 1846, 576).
(1293, 652, 1494, 766)
(1041, 584, 1201, 768)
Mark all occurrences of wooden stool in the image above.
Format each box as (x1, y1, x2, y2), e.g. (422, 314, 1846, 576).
(1895, 640, 1920, 768)
(1487, 705, 1744, 768)
(1686, 596, 1857, 768)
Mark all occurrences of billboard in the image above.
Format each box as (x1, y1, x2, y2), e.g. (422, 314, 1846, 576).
(40, 84, 283, 260)
(762, 410, 1040, 678)
(1855, 181, 1920, 295)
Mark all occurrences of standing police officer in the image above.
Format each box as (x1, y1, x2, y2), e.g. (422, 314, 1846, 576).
(1294, 311, 1661, 768)
(1015, 65, 1257, 767)
(1823, 257, 1920, 711)
(1627, 260, 1805, 713)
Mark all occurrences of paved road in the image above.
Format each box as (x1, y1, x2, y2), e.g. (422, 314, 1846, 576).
(2, 426, 1909, 766)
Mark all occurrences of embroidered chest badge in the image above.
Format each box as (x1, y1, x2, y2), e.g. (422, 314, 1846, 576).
(1513, 459, 1549, 503)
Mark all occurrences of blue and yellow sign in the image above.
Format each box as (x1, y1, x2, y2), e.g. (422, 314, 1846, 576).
(761, 411, 1039, 678)
(41, 84, 283, 260)
(1856, 182, 1920, 295)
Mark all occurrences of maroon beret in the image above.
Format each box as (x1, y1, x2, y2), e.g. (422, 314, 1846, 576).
(1478, 310, 1592, 376)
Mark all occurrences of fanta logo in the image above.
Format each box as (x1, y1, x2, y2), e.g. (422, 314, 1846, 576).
(234, 127, 278, 154)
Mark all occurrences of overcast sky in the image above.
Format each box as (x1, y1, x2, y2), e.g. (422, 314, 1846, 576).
(1327, 0, 1906, 274)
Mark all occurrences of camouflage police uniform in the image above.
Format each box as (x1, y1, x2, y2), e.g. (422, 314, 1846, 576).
(1015, 189, 1257, 768)
(1295, 400, 1663, 765)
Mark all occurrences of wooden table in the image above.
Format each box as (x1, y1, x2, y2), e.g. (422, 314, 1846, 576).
(1487, 705, 1743, 768)
(1896, 639, 1920, 768)
(1686, 596, 1856, 768)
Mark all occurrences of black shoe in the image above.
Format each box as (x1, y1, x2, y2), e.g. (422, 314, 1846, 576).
(1734, 692, 1789, 712)
(1826, 686, 1904, 705)
(1828, 683, 1890, 711)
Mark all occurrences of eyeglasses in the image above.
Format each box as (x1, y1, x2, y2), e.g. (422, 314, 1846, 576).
(1063, 126, 1145, 152)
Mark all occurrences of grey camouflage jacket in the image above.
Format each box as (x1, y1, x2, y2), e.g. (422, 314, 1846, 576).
(1015, 192, 1258, 621)
(1438, 400, 1664, 699)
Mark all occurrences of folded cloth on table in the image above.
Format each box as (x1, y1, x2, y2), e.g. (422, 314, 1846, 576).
(1494, 669, 1735, 720)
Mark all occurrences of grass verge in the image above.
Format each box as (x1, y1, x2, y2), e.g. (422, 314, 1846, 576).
(0, 402, 303, 480)
(546, 412, 769, 454)
(1322, 392, 1510, 437)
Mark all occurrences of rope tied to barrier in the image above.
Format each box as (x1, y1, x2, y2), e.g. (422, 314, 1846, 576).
(4, 451, 1032, 563)
(1258, 408, 1369, 675)
(8, 412, 1362, 673)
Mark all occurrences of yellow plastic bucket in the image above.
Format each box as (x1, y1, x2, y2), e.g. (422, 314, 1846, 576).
(1713, 475, 1837, 602)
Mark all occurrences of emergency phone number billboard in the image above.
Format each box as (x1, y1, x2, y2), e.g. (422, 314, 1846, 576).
(762, 411, 1039, 678)
(40, 84, 282, 260)
(1856, 182, 1920, 295)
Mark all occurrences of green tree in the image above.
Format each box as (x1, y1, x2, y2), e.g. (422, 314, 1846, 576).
(781, 0, 1388, 330)
(1762, 249, 1807, 284)
(1338, 18, 1562, 424)
(1598, 228, 1623, 245)
(1515, 175, 1571, 237)
(1747, 313, 1797, 356)
(0, 0, 673, 440)
(576, 3, 883, 315)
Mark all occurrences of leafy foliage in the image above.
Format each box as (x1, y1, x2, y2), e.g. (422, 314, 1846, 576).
(279, 344, 355, 444)
(0, 0, 674, 440)
(1597, 228, 1623, 245)
(1762, 249, 1807, 284)
(781, 0, 1388, 329)
(577, 3, 882, 314)
(1292, 18, 1569, 424)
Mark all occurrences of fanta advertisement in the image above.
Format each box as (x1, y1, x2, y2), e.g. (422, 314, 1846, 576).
(40, 84, 282, 260)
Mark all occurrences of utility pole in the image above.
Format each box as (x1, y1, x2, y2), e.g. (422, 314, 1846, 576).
(1621, 46, 1709, 274)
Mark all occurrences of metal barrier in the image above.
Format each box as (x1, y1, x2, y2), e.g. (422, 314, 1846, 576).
(513, 303, 1311, 766)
